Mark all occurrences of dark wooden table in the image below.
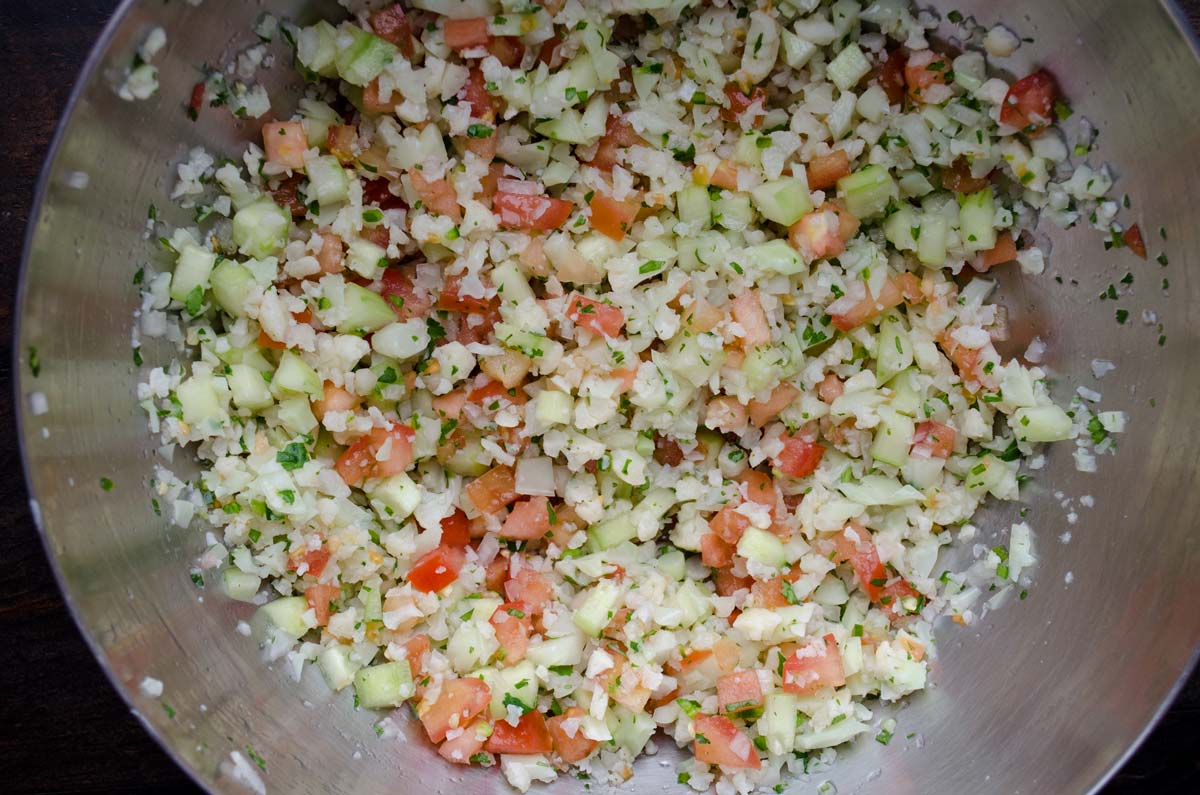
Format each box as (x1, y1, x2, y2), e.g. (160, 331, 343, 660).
(0, 2, 1196, 793)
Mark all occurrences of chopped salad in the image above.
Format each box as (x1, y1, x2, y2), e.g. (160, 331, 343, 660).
(136, 0, 1131, 791)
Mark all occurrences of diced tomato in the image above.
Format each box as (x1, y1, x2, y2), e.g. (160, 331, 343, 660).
(268, 174, 307, 218)
(500, 496, 552, 540)
(911, 420, 956, 459)
(880, 579, 924, 620)
(431, 389, 469, 421)
(489, 601, 533, 665)
(588, 114, 645, 170)
(709, 505, 751, 544)
(717, 670, 764, 716)
(878, 49, 907, 106)
(547, 706, 597, 763)
(731, 291, 771, 348)
(701, 533, 736, 568)
(369, 4, 414, 57)
(693, 715, 761, 769)
(437, 274, 494, 314)
(781, 634, 846, 694)
(315, 232, 345, 274)
(904, 50, 950, 102)
(721, 83, 767, 126)
(999, 69, 1059, 135)
(737, 469, 778, 513)
(587, 192, 640, 241)
(714, 567, 752, 596)
(775, 433, 825, 479)
(439, 719, 488, 764)
(262, 121, 308, 170)
(942, 158, 991, 194)
(362, 77, 398, 114)
(485, 555, 509, 593)
(312, 382, 358, 421)
(789, 209, 845, 260)
(407, 545, 466, 593)
(454, 304, 502, 346)
(380, 267, 432, 320)
(334, 424, 415, 486)
(402, 634, 431, 683)
(709, 160, 740, 190)
(362, 177, 407, 211)
(467, 378, 526, 407)
(750, 574, 795, 609)
(444, 17, 491, 51)
(806, 150, 851, 191)
(410, 170, 462, 222)
(304, 583, 340, 626)
(505, 568, 553, 614)
(536, 34, 566, 68)
(465, 465, 518, 514)
(485, 36, 525, 68)
(937, 329, 998, 389)
(419, 677, 492, 743)
(1124, 223, 1148, 259)
(485, 711, 553, 754)
(189, 81, 206, 119)
(494, 191, 574, 231)
(566, 293, 625, 337)
(817, 373, 844, 404)
(831, 524, 887, 600)
(829, 275, 909, 332)
(437, 509, 471, 548)
(460, 68, 498, 122)
(975, 231, 1018, 271)
(653, 433, 685, 466)
(289, 547, 332, 578)
(325, 124, 357, 162)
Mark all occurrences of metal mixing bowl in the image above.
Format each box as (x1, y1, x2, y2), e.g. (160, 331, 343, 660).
(15, 1, 1200, 792)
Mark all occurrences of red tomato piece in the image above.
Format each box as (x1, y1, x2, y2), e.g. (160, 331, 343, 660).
(293, 548, 332, 578)
(439, 719, 489, 764)
(312, 382, 358, 421)
(441, 509, 472, 547)
(305, 583, 340, 626)
(805, 150, 851, 191)
(587, 192, 639, 241)
(460, 68, 497, 122)
(489, 601, 533, 665)
(737, 469, 778, 511)
(565, 293, 625, 337)
(904, 50, 950, 102)
(693, 715, 761, 769)
(747, 383, 800, 428)
(262, 121, 308, 170)
(588, 114, 645, 170)
(781, 634, 846, 694)
(941, 158, 992, 194)
(465, 465, 518, 514)
(709, 160, 740, 190)
(911, 420, 956, 459)
(485, 555, 509, 594)
(494, 191, 574, 231)
(709, 505, 751, 545)
(484, 711, 554, 754)
(880, 579, 924, 621)
(419, 677, 492, 743)
(976, 231, 1018, 271)
(717, 670, 765, 715)
(828, 275, 908, 332)
(438, 273, 495, 313)
(369, 4, 414, 58)
(731, 291, 771, 348)
(361, 176, 406, 210)
(831, 524, 887, 601)
(444, 17, 491, 51)
(1124, 223, 1148, 259)
(380, 267, 433, 320)
(999, 70, 1059, 135)
(547, 706, 598, 763)
(878, 49, 907, 106)
(485, 36, 525, 68)
(505, 568, 554, 614)
(362, 77, 399, 114)
(402, 634, 431, 684)
(500, 496, 552, 540)
(721, 83, 767, 126)
(701, 533, 737, 568)
(410, 170, 462, 222)
(775, 433, 825, 479)
(407, 545, 466, 593)
(714, 567, 752, 596)
(817, 373, 844, 404)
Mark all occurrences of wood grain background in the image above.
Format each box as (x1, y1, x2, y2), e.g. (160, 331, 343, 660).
(0, 2, 1195, 792)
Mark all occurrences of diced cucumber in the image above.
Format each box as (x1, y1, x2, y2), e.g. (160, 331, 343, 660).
(222, 567, 261, 602)
(827, 43, 871, 91)
(887, 368, 923, 416)
(493, 323, 563, 364)
(588, 515, 637, 551)
(672, 580, 713, 627)
(882, 204, 919, 252)
(666, 332, 725, 388)
(714, 192, 756, 231)
(334, 25, 398, 87)
(958, 188, 997, 252)
(746, 238, 805, 276)
(657, 548, 687, 581)
(733, 133, 764, 167)
(750, 177, 814, 227)
(916, 212, 949, 265)
(491, 261, 536, 306)
(1000, 366, 1036, 407)
(306, 155, 349, 205)
(360, 579, 383, 622)
(609, 706, 656, 755)
(813, 576, 849, 606)
(526, 633, 584, 670)
(760, 692, 799, 755)
(837, 165, 897, 220)
(447, 619, 497, 673)
(177, 374, 225, 428)
(574, 580, 623, 637)
(533, 389, 573, 427)
(443, 433, 489, 477)
(210, 259, 256, 317)
(742, 345, 786, 393)
(795, 719, 868, 751)
(902, 455, 945, 489)
(346, 238, 386, 279)
(837, 474, 924, 506)
(273, 350, 322, 398)
(781, 30, 818, 70)
(369, 474, 421, 521)
(737, 526, 786, 568)
(875, 313, 914, 383)
(253, 596, 309, 639)
(338, 283, 395, 333)
(233, 199, 291, 258)
(482, 660, 538, 718)
(353, 661, 414, 709)
(841, 635, 864, 676)
(536, 109, 586, 144)
(963, 454, 1007, 496)
(318, 645, 360, 692)
(1012, 405, 1073, 442)
(677, 230, 731, 272)
(297, 21, 338, 77)
(276, 396, 318, 435)
(676, 184, 713, 227)
(170, 244, 217, 303)
(898, 169, 936, 198)
(871, 407, 915, 467)
(228, 363, 274, 410)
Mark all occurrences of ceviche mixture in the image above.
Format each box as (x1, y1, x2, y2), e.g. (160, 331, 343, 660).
(136, 0, 1133, 791)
